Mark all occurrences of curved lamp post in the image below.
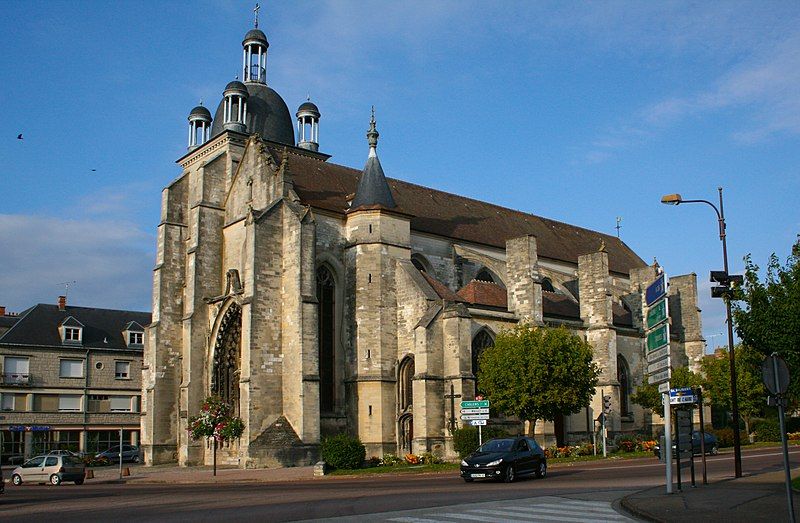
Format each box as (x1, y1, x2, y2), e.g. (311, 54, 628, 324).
(660, 187, 742, 478)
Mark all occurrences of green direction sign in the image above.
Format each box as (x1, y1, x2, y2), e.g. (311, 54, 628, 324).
(461, 400, 489, 409)
(646, 324, 669, 352)
(646, 299, 668, 330)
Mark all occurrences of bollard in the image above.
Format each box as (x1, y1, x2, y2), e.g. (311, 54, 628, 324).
(85, 469, 94, 479)
(122, 467, 130, 477)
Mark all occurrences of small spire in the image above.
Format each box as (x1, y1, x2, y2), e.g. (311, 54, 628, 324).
(254, 3, 260, 28)
(367, 106, 379, 157)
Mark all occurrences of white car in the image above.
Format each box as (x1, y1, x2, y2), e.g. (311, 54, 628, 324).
(11, 454, 86, 486)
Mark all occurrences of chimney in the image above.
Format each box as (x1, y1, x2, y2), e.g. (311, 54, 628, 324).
(0, 306, 5, 316)
(58, 295, 66, 311)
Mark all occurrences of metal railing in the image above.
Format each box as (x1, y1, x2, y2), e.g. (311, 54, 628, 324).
(1, 373, 31, 386)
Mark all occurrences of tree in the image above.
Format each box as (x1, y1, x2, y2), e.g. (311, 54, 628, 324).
(630, 366, 702, 414)
(732, 237, 800, 403)
(477, 324, 599, 435)
(700, 345, 766, 435)
(187, 396, 245, 476)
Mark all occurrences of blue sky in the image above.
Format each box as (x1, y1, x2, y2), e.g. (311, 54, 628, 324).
(1, 1, 798, 351)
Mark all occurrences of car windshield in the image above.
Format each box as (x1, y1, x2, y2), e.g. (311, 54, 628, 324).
(478, 439, 514, 453)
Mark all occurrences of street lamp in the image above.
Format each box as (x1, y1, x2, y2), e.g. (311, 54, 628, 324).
(660, 186, 742, 478)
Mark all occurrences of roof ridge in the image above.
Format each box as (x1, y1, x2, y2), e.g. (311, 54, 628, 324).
(319, 158, 633, 248)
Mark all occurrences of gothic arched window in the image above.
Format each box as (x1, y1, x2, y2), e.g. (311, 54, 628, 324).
(475, 269, 494, 283)
(317, 265, 336, 414)
(212, 303, 242, 414)
(541, 277, 555, 293)
(411, 254, 431, 273)
(398, 356, 414, 412)
(617, 356, 631, 417)
(472, 329, 494, 395)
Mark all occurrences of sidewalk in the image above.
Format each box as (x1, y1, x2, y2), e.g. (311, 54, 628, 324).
(86, 463, 317, 484)
(621, 467, 800, 523)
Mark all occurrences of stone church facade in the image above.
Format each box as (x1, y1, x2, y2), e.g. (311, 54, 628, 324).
(141, 20, 704, 468)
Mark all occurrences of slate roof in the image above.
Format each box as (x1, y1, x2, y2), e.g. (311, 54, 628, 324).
(0, 304, 151, 351)
(0, 314, 21, 330)
(211, 84, 294, 146)
(276, 146, 646, 276)
(349, 154, 397, 210)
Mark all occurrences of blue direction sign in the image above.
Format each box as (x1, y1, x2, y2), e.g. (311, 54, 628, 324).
(669, 387, 696, 405)
(645, 274, 667, 306)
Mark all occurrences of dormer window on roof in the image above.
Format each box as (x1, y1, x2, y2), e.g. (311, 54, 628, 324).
(123, 321, 145, 347)
(59, 316, 84, 345)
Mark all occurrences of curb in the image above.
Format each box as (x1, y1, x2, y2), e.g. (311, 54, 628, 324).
(619, 493, 661, 523)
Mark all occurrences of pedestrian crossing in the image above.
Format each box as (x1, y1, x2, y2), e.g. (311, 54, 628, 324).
(313, 496, 635, 522)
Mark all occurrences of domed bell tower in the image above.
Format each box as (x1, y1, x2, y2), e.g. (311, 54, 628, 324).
(187, 104, 212, 151)
(242, 6, 268, 84)
(296, 99, 320, 152)
(222, 80, 249, 133)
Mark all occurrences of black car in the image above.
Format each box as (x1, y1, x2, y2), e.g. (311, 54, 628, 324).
(654, 431, 719, 459)
(460, 436, 547, 483)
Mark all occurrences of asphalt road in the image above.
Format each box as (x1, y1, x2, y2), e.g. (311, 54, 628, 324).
(0, 447, 794, 522)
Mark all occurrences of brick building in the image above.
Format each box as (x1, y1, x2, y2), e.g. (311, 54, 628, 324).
(0, 297, 150, 462)
(142, 18, 703, 468)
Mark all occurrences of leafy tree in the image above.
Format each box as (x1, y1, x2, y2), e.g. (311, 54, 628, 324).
(700, 345, 766, 435)
(477, 324, 599, 435)
(732, 237, 800, 403)
(187, 396, 245, 476)
(630, 366, 702, 414)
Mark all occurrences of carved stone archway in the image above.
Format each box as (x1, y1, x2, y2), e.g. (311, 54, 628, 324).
(211, 302, 242, 414)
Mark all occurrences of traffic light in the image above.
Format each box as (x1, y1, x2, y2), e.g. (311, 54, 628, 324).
(709, 271, 743, 299)
(602, 395, 612, 414)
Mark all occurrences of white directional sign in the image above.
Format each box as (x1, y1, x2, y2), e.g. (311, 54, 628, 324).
(648, 357, 671, 374)
(460, 414, 490, 421)
(469, 420, 487, 426)
(648, 369, 671, 385)
(646, 346, 670, 363)
(658, 382, 671, 393)
(460, 408, 490, 415)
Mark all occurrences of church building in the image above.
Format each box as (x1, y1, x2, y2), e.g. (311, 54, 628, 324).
(141, 16, 704, 468)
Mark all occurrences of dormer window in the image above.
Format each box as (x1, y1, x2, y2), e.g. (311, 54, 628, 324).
(123, 321, 145, 347)
(59, 316, 84, 344)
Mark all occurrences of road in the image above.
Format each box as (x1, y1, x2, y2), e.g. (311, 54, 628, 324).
(0, 447, 794, 521)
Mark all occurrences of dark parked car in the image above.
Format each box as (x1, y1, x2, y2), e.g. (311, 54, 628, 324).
(654, 431, 719, 459)
(96, 444, 141, 463)
(460, 437, 547, 483)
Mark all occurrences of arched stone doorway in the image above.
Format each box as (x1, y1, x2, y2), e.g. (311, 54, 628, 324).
(397, 356, 414, 453)
(211, 302, 242, 414)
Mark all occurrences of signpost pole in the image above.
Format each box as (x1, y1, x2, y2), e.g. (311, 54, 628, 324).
(772, 356, 796, 523)
(664, 393, 673, 494)
(118, 428, 123, 480)
(697, 387, 708, 485)
(601, 389, 607, 458)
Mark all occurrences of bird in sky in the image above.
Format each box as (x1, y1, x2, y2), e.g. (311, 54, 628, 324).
(91, 169, 97, 172)
(17, 134, 23, 140)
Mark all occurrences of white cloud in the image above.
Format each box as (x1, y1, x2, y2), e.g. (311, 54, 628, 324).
(0, 214, 153, 313)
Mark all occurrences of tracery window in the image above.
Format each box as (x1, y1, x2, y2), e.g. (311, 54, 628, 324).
(471, 329, 494, 395)
(317, 266, 336, 413)
(475, 269, 494, 283)
(617, 356, 631, 417)
(212, 303, 242, 414)
(398, 357, 414, 412)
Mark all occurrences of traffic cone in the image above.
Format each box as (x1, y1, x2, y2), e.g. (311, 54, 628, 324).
(85, 469, 94, 479)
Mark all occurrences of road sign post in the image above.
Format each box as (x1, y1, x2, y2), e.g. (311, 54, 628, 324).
(461, 398, 490, 447)
(645, 272, 672, 495)
(762, 353, 795, 523)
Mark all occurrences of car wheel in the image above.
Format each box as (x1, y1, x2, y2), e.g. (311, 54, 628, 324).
(12, 474, 22, 486)
(132, 455, 140, 463)
(463, 477, 474, 483)
(710, 445, 719, 456)
(503, 465, 516, 483)
(75, 479, 84, 485)
(50, 474, 62, 486)
(535, 461, 547, 479)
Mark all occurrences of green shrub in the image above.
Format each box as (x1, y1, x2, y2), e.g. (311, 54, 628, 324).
(576, 442, 595, 456)
(380, 453, 403, 466)
(713, 428, 749, 448)
(615, 434, 638, 453)
(752, 419, 782, 442)
(320, 433, 366, 470)
(452, 426, 510, 458)
(418, 452, 443, 464)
